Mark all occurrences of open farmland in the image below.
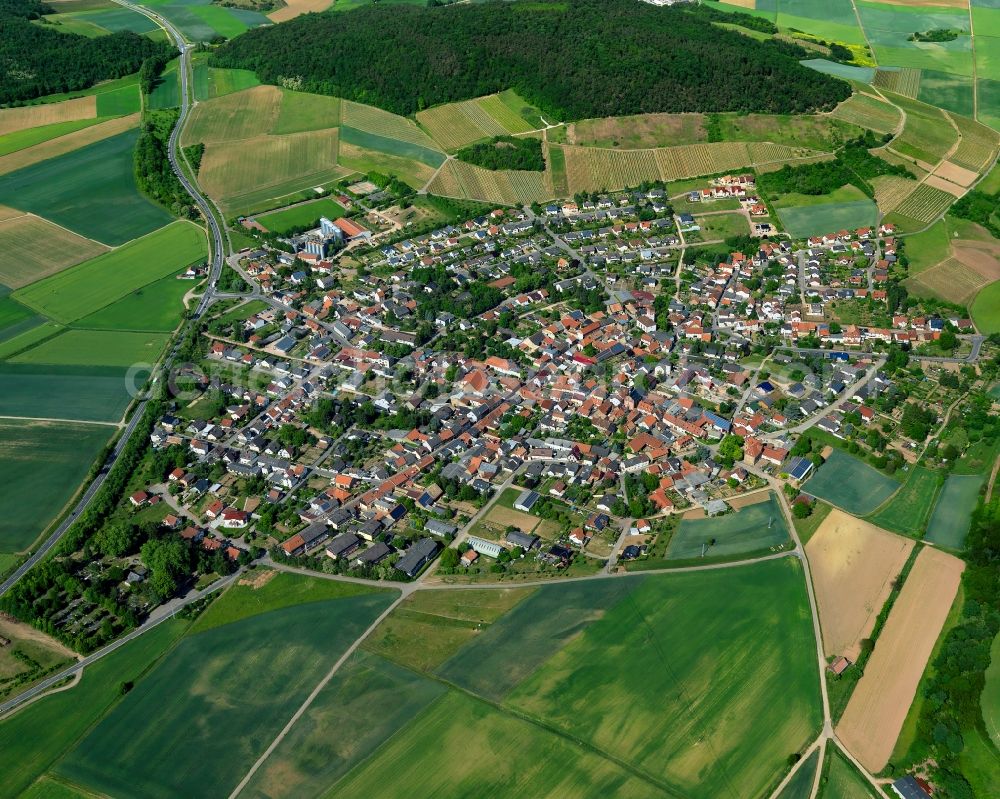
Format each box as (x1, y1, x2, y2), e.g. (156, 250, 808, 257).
(336, 142, 431, 192)
(200, 130, 347, 215)
(0, 420, 110, 553)
(0, 214, 108, 289)
(818, 745, 879, 799)
(13, 222, 206, 324)
(505, 560, 820, 799)
(0, 118, 115, 159)
(0, 128, 170, 245)
(562, 146, 660, 194)
(0, 619, 189, 799)
(241, 650, 447, 799)
(777, 748, 819, 799)
(0, 363, 134, 423)
(829, 93, 901, 135)
(906, 257, 991, 304)
(74, 273, 194, 332)
(430, 159, 550, 205)
(947, 113, 1000, 173)
(255, 198, 347, 234)
(887, 93, 958, 166)
(341, 100, 443, 151)
(663, 492, 791, 561)
(0, 97, 96, 137)
(0, 114, 140, 179)
(871, 175, 919, 214)
(777, 200, 879, 239)
(890, 183, 958, 227)
(804, 509, 914, 659)
(183, 85, 282, 145)
(268, 0, 333, 22)
(866, 466, 942, 536)
(331, 690, 673, 799)
(836, 547, 965, 772)
(417, 95, 525, 151)
(872, 68, 921, 98)
(565, 112, 706, 149)
(804, 450, 901, 516)
(56, 589, 397, 799)
(971, 280, 1000, 334)
(274, 90, 341, 135)
(10, 330, 171, 368)
(924, 474, 984, 549)
(339, 126, 445, 168)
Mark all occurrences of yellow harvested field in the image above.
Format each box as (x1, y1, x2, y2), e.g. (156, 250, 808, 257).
(0, 96, 96, 137)
(0, 113, 139, 177)
(183, 86, 282, 145)
(836, 547, 964, 773)
(0, 214, 109, 289)
(418, 99, 510, 151)
(872, 175, 917, 214)
(200, 129, 343, 211)
(341, 100, 442, 150)
(268, 0, 332, 21)
(804, 510, 914, 660)
(932, 161, 978, 188)
(0, 205, 21, 222)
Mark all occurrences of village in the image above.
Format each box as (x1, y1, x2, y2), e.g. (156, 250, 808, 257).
(64, 172, 980, 599)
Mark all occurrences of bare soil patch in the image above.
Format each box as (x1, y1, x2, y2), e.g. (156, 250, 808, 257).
(952, 242, 1000, 281)
(933, 161, 978, 187)
(924, 174, 966, 197)
(238, 569, 278, 590)
(726, 490, 771, 510)
(0, 613, 76, 660)
(268, 0, 332, 22)
(836, 547, 964, 772)
(804, 509, 914, 659)
(485, 506, 541, 532)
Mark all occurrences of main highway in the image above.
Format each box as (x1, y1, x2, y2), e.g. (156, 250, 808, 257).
(0, 4, 227, 599)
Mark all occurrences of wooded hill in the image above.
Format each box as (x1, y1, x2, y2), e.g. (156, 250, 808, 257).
(0, 0, 171, 104)
(211, 0, 851, 121)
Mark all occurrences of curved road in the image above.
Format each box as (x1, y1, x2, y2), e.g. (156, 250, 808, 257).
(0, 6, 225, 600)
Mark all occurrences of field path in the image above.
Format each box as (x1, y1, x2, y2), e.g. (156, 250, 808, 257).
(226, 588, 411, 799)
(0, 415, 120, 427)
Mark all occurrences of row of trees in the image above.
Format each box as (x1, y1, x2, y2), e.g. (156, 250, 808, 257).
(134, 110, 197, 219)
(0, 0, 171, 104)
(210, 0, 850, 121)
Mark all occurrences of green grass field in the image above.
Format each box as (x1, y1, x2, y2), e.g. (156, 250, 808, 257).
(506, 560, 820, 799)
(903, 219, 951, 275)
(777, 199, 878, 238)
(0, 363, 135, 423)
(865, 466, 942, 536)
(0, 131, 170, 245)
(275, 89, 342, 135)
(778, 748, 820, 799)
(242, 650, 447, 799)
(924, 473, 984, 549)
(328, 689, 672, 799)
(818, 744, 878, 799)
(0, 618, 188, 799)
(339, 125, 446, 168)
(57, 592, 397, 799)
(146, 60, 179, 110)
(73, 274, 193, 332)
(255, 198, 347, 234)
(0, 118, 110, 158)
(10, 329, 171, 368)
(664, 493, 791, 561)
(0, 419, 109, 552)
(13, 222, 206, 324)
(804, 449, 901, 516)
(971, 280, 1000, 334)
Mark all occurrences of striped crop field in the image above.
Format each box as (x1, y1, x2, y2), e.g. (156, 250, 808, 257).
(418, 101, 509, 150)
(0, 96, 97, 137)
(182, 85, 282, 145)
(947, 113, 1000, 173)
(747, 142, 817, 165)
(891, 183, 955, 224)
(341, 100, 443, 152)
(563, 147, 661, 194)
(475, 93, 537, 134)
(655, 142, 753, 181)
(830, 94, 902, 135)
(873, 68, 921, 99)
(888, 94, 959, 165)
(448, 160, 550, 205)
(425, 160, 466, 198)
(199, 129, 344, 214)
(871, 175, 919, 214)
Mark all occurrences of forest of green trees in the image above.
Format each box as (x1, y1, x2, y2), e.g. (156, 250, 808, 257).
(134, 110, 196, 218)
(457, 136, 544, 171)
(211, 0, 850, 120)
(0, 0, 171, 104)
